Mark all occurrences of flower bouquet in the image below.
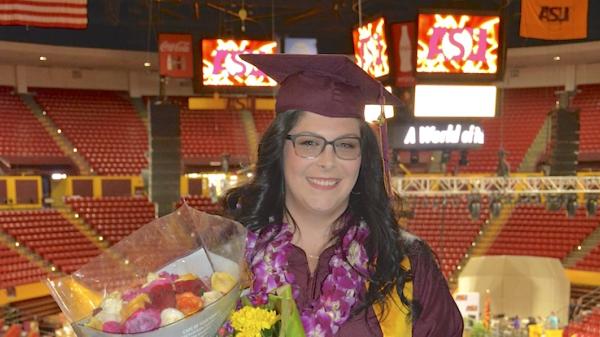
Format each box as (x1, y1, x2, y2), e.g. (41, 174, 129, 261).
(218, 284, 305, 337)
(46, 204, 246, 337)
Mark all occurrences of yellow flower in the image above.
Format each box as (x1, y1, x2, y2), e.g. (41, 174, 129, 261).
(230, 306, 279, 337)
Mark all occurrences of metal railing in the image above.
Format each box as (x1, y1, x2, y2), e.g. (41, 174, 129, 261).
(393, 175, 600, 197)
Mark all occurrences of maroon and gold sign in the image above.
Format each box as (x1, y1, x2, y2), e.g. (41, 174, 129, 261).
(159, 34, 194, 78)
(201, 39, 277, 86)
(353, 17, 390, 78)
(520, 0, 588, 40)
(417, 13, 500, 75)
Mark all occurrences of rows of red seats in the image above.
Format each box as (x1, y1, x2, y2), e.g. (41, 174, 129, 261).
(0, 241, 49, 288)
(33, 88, 148, 175)
(575, 245, 600, 272)
(66, 196, 156, 245)
(449, 87, 559, 173)
(563, 307, 600, 337)
(405, 196, 488, 278)
(0, 209, 101, 273)
(575, 84, 600, 161)
(252, 110, 274, 138)
(177, 195, 221, 214)
(397, 87, 559, 173)
(174, 98, 249, 162)
(0, 86, 65, 159)
(487, 204, 598, 260)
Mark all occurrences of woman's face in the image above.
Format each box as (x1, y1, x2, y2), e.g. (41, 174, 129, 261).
(283, 111, 362, 218)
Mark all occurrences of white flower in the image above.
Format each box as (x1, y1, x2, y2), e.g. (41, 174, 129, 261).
(160, 308, 185, 326)
(347, 241, 361, 266)
(100, 292, 122, 315)
(201, 290, 223, 305)
(308, 324, 326, 337)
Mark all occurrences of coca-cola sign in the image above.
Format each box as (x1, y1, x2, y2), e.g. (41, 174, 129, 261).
(159, 40, 191, 53)
(390, 22, 416, 87)
(158, 33, 194, 78)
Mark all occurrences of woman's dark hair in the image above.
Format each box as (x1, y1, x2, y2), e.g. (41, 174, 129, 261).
(223, 109, 414, 319)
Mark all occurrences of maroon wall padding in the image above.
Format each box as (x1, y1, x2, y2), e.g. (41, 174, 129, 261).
(15, 179, 38, 204)
(72, 179, 94, 197)
(188, 179, 203, 196)
(101, 179, 132, 197)
(0, 180, 7, 204)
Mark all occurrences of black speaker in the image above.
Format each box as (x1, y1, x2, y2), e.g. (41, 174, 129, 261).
(149, 102, 181, 216)
(150, 103, 180, 138)
(549, 108, 579, 176)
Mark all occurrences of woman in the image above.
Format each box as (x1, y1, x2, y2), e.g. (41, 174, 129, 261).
(225, 54, 463, 337)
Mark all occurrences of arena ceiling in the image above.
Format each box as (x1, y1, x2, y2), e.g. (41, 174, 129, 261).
(0, 0, 600, 70)
(0, 0, 599, 53)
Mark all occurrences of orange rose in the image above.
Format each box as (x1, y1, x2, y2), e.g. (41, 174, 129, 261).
(175, 292, 204, 315)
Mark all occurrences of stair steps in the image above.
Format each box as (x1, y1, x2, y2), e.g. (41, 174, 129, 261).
(239, 110, 259, 164)
(19, 94, 93, 175)
(56, 207, 109, 251)
(563, 225, 600, 268)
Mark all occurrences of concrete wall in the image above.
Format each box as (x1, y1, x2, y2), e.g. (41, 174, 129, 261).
(0, 64, 195, 97)
(1, 60, 599, 95)
(502, 63, 600, 89)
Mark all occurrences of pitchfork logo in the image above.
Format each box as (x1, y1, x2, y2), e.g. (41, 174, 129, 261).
(417, 14, 500, 75)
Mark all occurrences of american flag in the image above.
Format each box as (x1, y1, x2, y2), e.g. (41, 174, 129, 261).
(0, 0, 88, 29)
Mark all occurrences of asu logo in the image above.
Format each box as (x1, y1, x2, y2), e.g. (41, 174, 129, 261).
(538, 6, 570, 22)
(416, 14, 500, 74)
(427, 27, 489, 62)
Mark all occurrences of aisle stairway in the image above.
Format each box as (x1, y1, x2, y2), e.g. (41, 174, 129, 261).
(0, 230, 54, 287)
(564, 224, 600, 270)
(518, 116, 551, 172)
(57, 207, 109, 251)
(20, 94, 92, 175)
(239, 110, 259, 164)
(470, 203, 515, 256)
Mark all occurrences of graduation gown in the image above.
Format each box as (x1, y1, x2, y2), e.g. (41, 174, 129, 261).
(287, 235, 464, 337)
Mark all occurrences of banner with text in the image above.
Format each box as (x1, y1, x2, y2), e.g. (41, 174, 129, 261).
(520, 0, 588, 40)
(389, 123, 485, 150)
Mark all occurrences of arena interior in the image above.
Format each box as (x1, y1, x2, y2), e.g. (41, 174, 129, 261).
(0, 1, 600, 336)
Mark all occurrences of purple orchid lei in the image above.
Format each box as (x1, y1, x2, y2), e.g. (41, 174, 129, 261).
(245, 221, 370, 337)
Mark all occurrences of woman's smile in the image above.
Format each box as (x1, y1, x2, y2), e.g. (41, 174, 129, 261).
(306, 177, 341, 190)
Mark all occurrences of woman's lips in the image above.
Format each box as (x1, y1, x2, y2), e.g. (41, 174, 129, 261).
(306, 177, 340, 190)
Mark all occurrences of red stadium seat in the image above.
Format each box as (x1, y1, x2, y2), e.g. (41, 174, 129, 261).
(488, 204, 597, 261)
(0, 86, 66, 162)
(0, 209, 102, 283)
(33, 88, 148, 175)
(66, 196, 156, 245)
(405, 196, 488, 279)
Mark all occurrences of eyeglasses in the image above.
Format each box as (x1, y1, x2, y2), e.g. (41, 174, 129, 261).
(285, 134, 361, 160)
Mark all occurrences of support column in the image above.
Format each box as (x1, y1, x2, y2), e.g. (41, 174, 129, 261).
(15, 65, 27, 94)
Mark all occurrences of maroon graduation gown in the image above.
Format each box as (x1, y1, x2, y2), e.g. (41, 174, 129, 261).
(286, 237, 464, 337)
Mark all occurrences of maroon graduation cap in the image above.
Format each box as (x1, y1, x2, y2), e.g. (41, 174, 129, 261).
(239, 53, 403, 119)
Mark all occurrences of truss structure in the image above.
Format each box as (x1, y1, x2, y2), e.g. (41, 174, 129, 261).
(392, 175, 600, 197)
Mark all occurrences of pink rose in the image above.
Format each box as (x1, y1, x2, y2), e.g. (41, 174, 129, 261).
(123, 308, 161, 334)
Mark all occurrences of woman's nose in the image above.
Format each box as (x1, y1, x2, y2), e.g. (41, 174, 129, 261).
(316, 143, 336, 168)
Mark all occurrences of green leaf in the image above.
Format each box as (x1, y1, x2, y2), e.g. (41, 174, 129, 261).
(261, 328, 274, 337)
(241, 295, 252, 307)
(267, 284, 306, 337)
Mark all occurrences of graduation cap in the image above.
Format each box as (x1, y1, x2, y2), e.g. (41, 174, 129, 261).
(239, 53, 403, 119)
